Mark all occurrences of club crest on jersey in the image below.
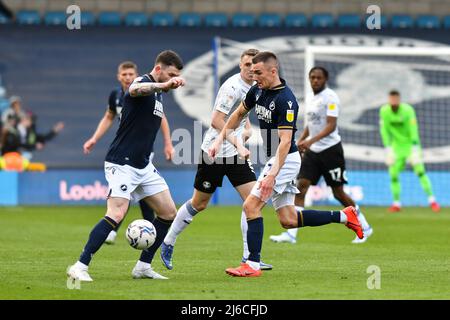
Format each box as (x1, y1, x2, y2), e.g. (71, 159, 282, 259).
(269, 101, 275, 111)
(286, 109, 294, 122)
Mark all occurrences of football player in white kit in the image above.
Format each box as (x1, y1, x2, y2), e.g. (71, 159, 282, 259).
(270, 66, 373, 244)
(161, 49, 273, 270)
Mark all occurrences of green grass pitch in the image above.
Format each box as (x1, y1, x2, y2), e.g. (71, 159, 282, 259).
(0, 205, 449, 300)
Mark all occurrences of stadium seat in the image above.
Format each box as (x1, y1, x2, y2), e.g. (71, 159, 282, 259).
(204, 13, 228, 27)
(258, 13, 282, 27)
(416, 15, 440, 29)
(16, 10, 41, 25)
(391, 15, 413, 28)
(151, 12, 175, 27)
(178, 12, 201, 27)
(125, 12, 149, 26)
(311, 13, 334, 28)
(231, 13, 255, 27)
(444, 16, 450, 29)
(81, 12, 96, 26)
(98, 12, 122, 26)
(44, 11, 66, 26)
(338, 14, 361, 28)
(285, 13, 308, 28)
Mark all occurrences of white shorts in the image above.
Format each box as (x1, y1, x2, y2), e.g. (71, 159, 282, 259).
(250, 152, 301, 210)
(104, 161, 168, 202)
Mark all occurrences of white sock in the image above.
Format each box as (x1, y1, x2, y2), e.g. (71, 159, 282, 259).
(241, 211, 249, 260)
(393, 201, 401, 207)
(75, 261, 88, 270)
(339, 211, 348, 224)
(246, 260, 260, 270)
(164, 200, 198, 246)
(428, 196, 436, 204)
(136, 260, 151, 270)
(355, 205, 370, 230)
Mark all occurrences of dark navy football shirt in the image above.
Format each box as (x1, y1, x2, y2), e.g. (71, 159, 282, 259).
(244, 78, 298, 157)
(105, 74, 163, 169)
(107, 87, 125, 121)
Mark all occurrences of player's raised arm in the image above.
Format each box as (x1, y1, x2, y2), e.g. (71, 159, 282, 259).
(129, 77, 185, 97)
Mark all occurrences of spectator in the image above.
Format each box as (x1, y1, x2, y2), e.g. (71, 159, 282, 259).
(2, 96, 26, 125)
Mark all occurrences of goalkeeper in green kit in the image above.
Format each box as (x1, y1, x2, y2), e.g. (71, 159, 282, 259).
(379, 90, 440, 213)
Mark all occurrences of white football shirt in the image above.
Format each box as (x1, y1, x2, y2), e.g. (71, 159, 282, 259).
(304, 87, 341, 153)
(201, 73, 251, 158)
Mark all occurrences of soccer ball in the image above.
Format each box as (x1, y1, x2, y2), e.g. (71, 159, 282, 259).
(126, 219, 157, 250)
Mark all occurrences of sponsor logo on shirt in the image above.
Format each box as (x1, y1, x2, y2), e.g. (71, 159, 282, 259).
(255, 104, 272, 123)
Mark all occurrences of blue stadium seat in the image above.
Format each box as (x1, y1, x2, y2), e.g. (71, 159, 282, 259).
(232, 13, 255, 27)
(444, 16, 450, 29)
(258, 13, 281, 27)
(178, 12, 201, 27)
(285, 13, 307, 27)
(98, 12, 121, 26)
(311, 13, 334, 28)
(338, 14, 361, 28)
(81, 12, 96, 26)
(391, 15, 413, 28)
(0, 13, 11, 24)
(416, 15, 440, 29)
(151, 12, 175, 26)
(17, 10, 41, 25)
(125, 12, 149, 26)
(44, 11, 66, 26)
(204, 13, 228, 27)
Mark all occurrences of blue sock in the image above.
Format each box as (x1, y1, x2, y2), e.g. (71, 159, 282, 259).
(247, 217, 263, 263)
(139, 216, 173, 264)
(79, 216, 118, 265)
(297, 210, 341, 227)
(139, 199, 155, 222)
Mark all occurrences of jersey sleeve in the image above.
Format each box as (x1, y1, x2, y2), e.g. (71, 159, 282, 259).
(406, 105, 420, 145)
(243, 85, 258, 111)
(107, 90, 117, 114)
(214, 84, 239, 115)
(325, 93, 339, 118)
(276, 96, 297, 130)
(379, 106, 391, 147)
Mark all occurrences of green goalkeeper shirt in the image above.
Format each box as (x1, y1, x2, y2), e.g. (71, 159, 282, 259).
(379, 103, 420, 149)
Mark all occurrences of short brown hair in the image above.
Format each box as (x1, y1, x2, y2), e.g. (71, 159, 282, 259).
(118, 61, 138, 72)
(241, 48, 259, 59)
(155, 50, 184, 70)
(252, 51, 278, 65)
(389, 89, 400, 96)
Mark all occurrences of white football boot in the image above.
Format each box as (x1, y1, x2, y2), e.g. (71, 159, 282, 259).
(269, 231, 297, 244)
(352, 227, 374, 244)
(67, 263, 93, 282)
(132, 263, 168, 280)
(104, 230, 117, 245)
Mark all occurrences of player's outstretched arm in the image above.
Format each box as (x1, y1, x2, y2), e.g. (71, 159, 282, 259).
(83, 110, 115, 154)
(129, 77, 185, 97)
(208, 102, 249, 158)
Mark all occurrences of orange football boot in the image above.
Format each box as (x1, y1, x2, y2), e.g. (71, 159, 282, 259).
(226, 263, 262, 277)
(342, 206, 364, 239)
(431, 202, 440, 212)
(388, 204, 401, 212)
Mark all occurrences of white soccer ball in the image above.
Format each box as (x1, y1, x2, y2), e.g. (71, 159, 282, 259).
(126, 219, 157, 250)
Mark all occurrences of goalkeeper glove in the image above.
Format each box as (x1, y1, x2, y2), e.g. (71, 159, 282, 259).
(409, 145, 422, 166)
(385, 147, 395, 166)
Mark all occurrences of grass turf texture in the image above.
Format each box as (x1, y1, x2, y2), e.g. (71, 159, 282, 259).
(0, 205, 449, 300)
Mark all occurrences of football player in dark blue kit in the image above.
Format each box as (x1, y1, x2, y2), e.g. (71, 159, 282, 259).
(68, 50, 185, 281)
(82, 61, 175, 244)
(209, 52, 363, 277)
